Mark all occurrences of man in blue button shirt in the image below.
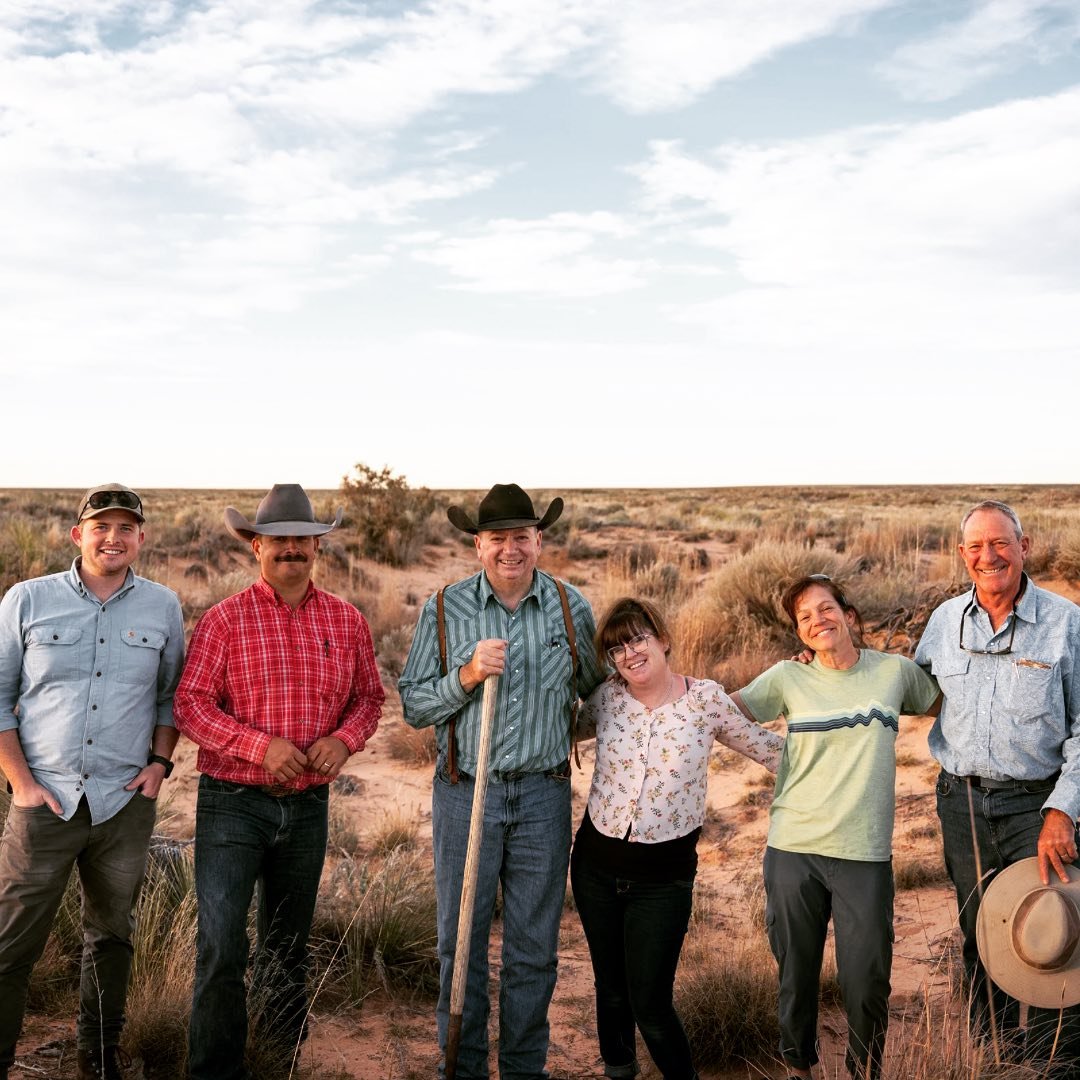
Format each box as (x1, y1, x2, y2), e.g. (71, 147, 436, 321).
(400, 483, 603, 1080)
(916, 499, 1080, 1064)
(0, 484, 184, 1080)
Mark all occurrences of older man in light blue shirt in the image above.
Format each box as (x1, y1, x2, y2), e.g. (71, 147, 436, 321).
(916, 499, 1080, 1065)
(0, 485, 184, 1080)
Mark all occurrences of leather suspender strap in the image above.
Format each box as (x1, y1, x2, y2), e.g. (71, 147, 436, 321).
(437, 577, 582, 785)
(554, 578, 582, 770)
(436, 587, 460, 784)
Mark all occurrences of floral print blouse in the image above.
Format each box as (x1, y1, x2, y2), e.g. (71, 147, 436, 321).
(580, 676, 783, 844)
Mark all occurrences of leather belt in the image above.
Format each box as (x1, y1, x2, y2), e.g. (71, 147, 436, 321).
(946, 771, 1058, 793)
(256, 783, 306, 798)
(458, 759, 571, 784)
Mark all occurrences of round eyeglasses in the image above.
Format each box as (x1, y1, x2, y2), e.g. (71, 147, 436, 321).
(607, 633, 653, 665)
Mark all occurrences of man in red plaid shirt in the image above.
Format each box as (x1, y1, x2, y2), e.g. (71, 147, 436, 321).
(175, 485, 384, 1080)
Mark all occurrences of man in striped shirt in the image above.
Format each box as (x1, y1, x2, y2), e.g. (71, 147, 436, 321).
(175, 485, 384, 1080)
(400, 483, 603, 1080)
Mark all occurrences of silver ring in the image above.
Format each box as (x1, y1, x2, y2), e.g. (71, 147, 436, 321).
(321, 763, 330, 771)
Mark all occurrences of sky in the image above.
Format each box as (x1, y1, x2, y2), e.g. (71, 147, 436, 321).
(2, 0, 1079, 491)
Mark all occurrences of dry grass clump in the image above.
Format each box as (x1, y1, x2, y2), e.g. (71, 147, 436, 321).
(380, 715, 438, 767)
(677, 901, 780, 1068)
(315, 848, 439, 1002)
(895, 851, 950, 890)
(367, 803, 421, 856)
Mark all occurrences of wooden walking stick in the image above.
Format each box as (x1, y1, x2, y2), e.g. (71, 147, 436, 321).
(444, 674, 498, 1080)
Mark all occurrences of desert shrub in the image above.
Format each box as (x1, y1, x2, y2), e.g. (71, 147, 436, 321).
(315, 848, 439, 1001)
(895, 851, 950, 890)
(125, 850, 198, 1073)
(340, 464, 437, 567)
(380, 716, 438, 767)
(367, 803, 421, 856)
(328, 795, 363, 856)
(677, 904, 779, 1067)
(376, 624, 414, 680)
(0, 514, 71, 592)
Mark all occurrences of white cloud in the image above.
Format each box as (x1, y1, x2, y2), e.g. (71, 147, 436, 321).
(630, 88, 1080, 358)
(412, 211, 652, 295)
(881, 0, 1080, 102)
(580, 0, 894, 112)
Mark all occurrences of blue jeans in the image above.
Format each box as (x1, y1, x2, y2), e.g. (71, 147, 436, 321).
(763, 847, 893, 1079)
(431, 760, 572, 1080)
(936, 770, 1080, 1065)
(188, 777, 329, 1080)
(569, 851, 697, 1080)
(0, 793, 156, 1070)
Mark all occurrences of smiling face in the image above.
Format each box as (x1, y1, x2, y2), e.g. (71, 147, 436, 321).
(610, 629, 671, 688)
(71, 509, 144, 581)
(252, 533, 319, 595)
(960, 508, 1029, 607)
(474, 526, 541, 598)
(792, 583, 857, 656)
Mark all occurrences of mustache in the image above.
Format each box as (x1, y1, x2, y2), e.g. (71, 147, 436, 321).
(274, 553, 309, 563)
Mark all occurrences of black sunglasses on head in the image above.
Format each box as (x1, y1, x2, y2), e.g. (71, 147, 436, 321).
(81, 490, 143, 517)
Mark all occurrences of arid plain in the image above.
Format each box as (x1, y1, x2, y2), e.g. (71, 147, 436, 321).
(4, 482, 1080, 1080)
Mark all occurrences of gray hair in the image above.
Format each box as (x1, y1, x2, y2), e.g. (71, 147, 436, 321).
(960, 500, 1023, 540)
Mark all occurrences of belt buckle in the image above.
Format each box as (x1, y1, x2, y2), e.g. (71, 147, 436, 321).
(259, 783, 296, 798)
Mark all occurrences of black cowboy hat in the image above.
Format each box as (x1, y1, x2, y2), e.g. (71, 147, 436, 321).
(224, 484, 343, 542)
(446, 483, 563, 535)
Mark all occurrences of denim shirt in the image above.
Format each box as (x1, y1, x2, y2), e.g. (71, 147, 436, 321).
(916, 579, 1080, 819)
(0, 559, 185, 822)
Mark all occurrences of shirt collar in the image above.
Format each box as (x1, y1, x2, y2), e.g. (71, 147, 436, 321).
(479, 569, 541, 609)
(253, 576, 317, 609)
(69, 557, 136, 601)
(966, 572, 1035, 624)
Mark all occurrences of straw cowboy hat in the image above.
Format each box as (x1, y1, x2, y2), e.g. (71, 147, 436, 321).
(224, 484, 343, 543)
(446, 483, 563, 535)
(976, 856, 1080, 1008)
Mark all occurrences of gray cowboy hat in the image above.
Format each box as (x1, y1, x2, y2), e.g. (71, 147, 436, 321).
(447, 483, 563, 535)
(977, 856, 1080, 1008)
(225, 484, 344, 543)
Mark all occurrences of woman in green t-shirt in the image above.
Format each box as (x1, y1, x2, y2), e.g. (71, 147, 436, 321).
(732, 576, 939, 1080)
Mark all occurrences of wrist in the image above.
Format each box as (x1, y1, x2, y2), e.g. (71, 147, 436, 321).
(148, 754, 174, 778)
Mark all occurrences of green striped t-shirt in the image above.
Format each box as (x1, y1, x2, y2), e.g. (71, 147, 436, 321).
(739, 649, 938, 861)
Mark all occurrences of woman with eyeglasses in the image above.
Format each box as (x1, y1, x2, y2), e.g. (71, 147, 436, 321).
(730, 576, 940, 1080)
(571, 596, 784, 1080)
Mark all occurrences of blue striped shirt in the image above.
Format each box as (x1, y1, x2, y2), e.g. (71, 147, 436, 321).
(399, 570, 603, 774)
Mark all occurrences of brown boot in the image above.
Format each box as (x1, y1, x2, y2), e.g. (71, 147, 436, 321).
(77, 1045, 131, 1080)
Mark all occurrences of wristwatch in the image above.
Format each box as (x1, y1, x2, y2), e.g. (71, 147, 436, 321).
(148, 754, 174, 778)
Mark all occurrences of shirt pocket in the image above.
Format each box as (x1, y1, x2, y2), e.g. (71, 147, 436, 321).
(117, 627, 165, 684)
(540, 637, 573, 694)
(1003, 660, 1057, 722)
(25, 626, 85, 682)
(934, 655, 970, 715)
(314, 636, 353, 708)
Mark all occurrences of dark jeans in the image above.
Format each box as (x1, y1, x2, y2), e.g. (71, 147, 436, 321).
(188, 777, 329, 1080)
(763, 847, 893, 1079)
(0, 793, 156, 1070)
(936, 770, 1080, 1066)
(570, 849, 698, 1080)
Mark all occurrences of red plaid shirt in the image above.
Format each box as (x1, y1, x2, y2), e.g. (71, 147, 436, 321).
(175, 578, 384, 788)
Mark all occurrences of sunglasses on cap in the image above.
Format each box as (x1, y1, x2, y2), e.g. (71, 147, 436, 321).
(79, 489, 144, 520)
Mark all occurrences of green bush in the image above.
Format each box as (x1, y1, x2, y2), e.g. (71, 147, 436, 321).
(340, 464, 437, 567)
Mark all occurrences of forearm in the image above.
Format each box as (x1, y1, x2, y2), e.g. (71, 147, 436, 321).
(0, 728, 34, 791)
(151, 724, 180, 760)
